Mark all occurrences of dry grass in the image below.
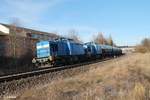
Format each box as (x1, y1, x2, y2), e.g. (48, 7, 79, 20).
(135, 45, 149, 53)
(16, 53, 150, 100)
(135, 38, 150, 53)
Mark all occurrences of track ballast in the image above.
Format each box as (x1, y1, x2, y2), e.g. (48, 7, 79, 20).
(0, 57, 121, 83)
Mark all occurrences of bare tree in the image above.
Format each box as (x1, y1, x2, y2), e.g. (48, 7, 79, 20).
(93, 32, 106, 44)
(9, 18, 21, 66)
(10, 18, 21, 26)
(106, 35, 114, 46)
(141, 38, 150, 51)
(67, 29, 82, 43)
(93, 32, 116, 46)
(142, 38, 150, 47)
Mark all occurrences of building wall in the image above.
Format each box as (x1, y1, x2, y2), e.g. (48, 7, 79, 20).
(0, 35, 38, 67)
(0, 23, 59, 68)
(1, 23, 58, 39)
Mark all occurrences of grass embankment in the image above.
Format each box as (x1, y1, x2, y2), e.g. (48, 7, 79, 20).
(17, 53, 150, 100)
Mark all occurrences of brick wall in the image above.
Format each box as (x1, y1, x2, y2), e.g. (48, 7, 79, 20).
(0, 35, 38, 67)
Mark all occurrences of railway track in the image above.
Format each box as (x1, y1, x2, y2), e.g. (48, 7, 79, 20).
(0, 56, 123, 83)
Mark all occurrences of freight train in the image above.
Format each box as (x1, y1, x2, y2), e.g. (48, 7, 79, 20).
(32, 38, 122, 66)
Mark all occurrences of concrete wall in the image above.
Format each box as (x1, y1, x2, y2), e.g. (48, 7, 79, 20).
(0, 24, 9, 35)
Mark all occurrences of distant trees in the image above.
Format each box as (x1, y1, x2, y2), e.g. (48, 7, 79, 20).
(93, 32, 115, 46)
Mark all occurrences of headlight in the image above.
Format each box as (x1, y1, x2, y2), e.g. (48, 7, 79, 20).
(48, 56, 53, 61)
(32, 58, 36, 63)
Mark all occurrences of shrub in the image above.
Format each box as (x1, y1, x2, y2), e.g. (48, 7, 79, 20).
(136, 38, 150, 53)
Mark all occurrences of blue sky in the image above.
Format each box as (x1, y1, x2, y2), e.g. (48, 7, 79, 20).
(0, 0, 150, 46)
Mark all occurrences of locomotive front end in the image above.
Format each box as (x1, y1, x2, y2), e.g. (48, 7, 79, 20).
(32, 41, 57, 66)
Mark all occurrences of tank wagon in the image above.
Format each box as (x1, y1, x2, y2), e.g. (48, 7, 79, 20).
(113, 47, 122, 56)
(100, 45, 113, 57)
(32, 38, 122, 66)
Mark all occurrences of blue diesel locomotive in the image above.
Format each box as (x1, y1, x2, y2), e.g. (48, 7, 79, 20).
(84, 42, 102, 59)
(32, 38, 85, 66)
(32, 38, 122, 66)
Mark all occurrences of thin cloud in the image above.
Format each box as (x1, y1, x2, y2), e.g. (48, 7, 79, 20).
(2, 0, 64, 24)
(0, 0, 107, 43)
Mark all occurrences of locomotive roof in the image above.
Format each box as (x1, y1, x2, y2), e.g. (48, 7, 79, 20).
(55, 37, 73, 41)
(55, 37, 83, 44)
